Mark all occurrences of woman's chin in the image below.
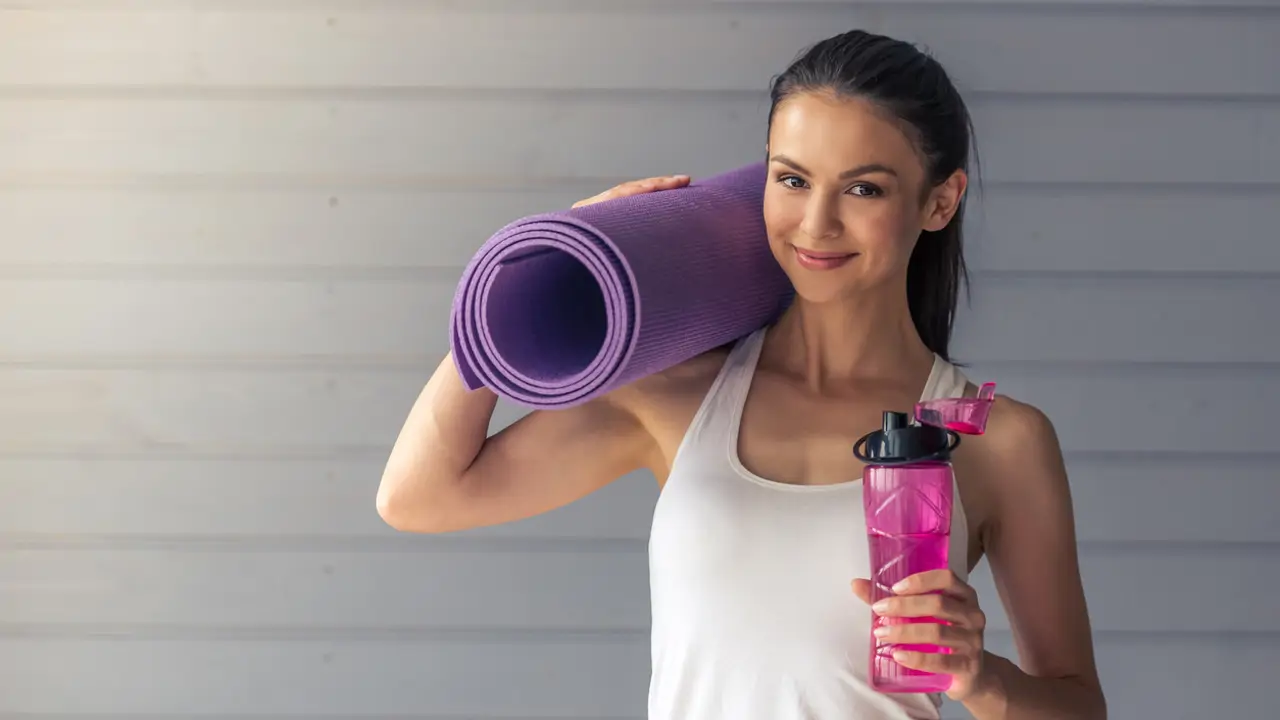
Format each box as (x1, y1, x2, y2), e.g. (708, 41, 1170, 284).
(786, 279, 862, 307)
(780, 266, 869, 305)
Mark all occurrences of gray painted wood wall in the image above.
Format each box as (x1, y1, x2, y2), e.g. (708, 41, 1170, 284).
(2, 1, 1277, 718)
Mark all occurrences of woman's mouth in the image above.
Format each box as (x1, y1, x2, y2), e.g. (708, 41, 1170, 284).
(792, 246, 858, 271)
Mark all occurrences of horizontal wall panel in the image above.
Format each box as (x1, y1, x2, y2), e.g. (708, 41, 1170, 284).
(0, 636, 651, 716)
(971, 363, 1277, 454)
(1, 184, 1275, 275)
(1063, 456, 1279, 544)
(2, 275, 1275, 364)
(968, 548, 1280, 634)
(967, 97, 1278, 185)
(0, 6, 1276, 96)
(0, 547, 651, 632)
(1, 95, 1276, 185)
(0, 458, 660, 541)
(966, 186, 1278, 274)
(0, 276, 465, 362)
(0, 634, 1272, 717)
(2, 545, 1276, 634)
(0, 364, 1274, 454)
(718, 0, 1280, 6)
(944, 634, 1278, 719)
(952, 276, 1280, 363)
(0, 455, 1274, 545)
(0, 186, 580, 271)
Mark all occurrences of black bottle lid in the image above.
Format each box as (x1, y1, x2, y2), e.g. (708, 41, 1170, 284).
(853, 411, 959, 465)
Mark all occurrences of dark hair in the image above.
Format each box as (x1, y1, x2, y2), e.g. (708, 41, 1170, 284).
(767, 30, 976, 361)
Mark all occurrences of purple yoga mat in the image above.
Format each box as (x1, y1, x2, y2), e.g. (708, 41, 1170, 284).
(449, 162, 795, 410)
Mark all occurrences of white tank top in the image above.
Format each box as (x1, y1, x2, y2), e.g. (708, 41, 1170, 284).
(647, 327, 972, 720)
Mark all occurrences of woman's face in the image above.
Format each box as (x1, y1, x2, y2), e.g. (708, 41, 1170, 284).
(762, 92, 964, 305)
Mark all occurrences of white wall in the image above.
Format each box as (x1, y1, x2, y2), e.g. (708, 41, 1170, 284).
(2, 2, 1277, 718)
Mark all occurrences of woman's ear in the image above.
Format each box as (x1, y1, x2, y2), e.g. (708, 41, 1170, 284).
(922, 169, 968, 232)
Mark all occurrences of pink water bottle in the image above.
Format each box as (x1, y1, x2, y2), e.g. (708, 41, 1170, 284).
(853, 382, 996, 693)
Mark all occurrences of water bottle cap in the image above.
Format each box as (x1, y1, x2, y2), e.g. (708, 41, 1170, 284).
(913, 382, 997, 435)
(853, 410, 957, 465)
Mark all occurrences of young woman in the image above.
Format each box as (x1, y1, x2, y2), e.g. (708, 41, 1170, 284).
(377, 29, 1106, 720)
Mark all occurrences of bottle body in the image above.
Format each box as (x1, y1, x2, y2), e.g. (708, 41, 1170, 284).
(863, 460, 955, 694)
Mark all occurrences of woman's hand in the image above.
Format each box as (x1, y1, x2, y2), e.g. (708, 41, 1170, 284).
(852, 569, 993, 702)
(571, 174, 690, 208)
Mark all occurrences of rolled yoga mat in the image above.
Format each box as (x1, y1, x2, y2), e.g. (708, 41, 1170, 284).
(449, 162, 795, 410)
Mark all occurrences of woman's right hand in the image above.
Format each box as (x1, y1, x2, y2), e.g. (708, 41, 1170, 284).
(571, 174, 691, 208)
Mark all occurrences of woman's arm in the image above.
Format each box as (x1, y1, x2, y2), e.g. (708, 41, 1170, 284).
(376, 352, 656, 534)
(961, 398, 1107, 719)
(376, 175, 688, 534)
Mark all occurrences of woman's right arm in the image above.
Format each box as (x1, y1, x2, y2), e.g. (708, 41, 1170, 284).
(375, 174, 691, 534)
(375, 352, 653, 534)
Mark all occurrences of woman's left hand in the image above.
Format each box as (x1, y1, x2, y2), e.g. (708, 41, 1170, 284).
(851, 569, 993, 702)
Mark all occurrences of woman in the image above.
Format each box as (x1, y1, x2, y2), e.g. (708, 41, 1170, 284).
(377, 29, 1106, 720)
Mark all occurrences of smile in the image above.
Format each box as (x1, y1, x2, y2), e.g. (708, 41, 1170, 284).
(792, 245, 858, 271)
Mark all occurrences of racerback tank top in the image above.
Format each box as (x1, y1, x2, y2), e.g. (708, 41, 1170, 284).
(647, 327, 972, 720)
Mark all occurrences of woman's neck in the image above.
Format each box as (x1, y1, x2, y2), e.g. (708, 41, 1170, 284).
(763, 289, 936, 393)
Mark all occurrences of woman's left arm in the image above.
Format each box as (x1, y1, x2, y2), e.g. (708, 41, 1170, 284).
(956, 399, 1106, 718)
(858, 399, 1107, 719)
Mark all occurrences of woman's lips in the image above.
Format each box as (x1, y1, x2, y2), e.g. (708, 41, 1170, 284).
(793, 246, 858, 271)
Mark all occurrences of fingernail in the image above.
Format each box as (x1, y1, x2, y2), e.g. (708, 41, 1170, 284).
(873, 626, 890, 639)
(892, 651, 908, 663)
(892, 580, 910, 594)
(872, 600, 890, 614)
(672, 174, 689, 181)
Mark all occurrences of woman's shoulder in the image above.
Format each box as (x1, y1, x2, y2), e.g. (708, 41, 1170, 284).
(618, 343, 735, 410)
(983, 392, 1060, 456)
(952, 375, 1057, 448)
(965, 389, 1071, 509)
(600, 344, 736, 466)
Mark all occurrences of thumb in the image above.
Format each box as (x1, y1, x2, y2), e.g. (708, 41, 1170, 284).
(850, 578, 873, 605)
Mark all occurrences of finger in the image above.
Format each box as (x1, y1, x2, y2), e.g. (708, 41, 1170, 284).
(570, 191, 610, 209)
(873, 594, 984, 628)
(891, 649, 975, 676)
(570, 175, 689, 208)
(571, 186, 629, 209)
(850, 578, 873, 605)
(873, 621, 980, 652)
(620, 175, 690, 194)
(892, 569, 976, 601)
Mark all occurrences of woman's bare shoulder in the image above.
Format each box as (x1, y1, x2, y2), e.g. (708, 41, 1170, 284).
(968, 391, 1069, 507)
(985, 393, 1060, 457)
(958, 380, 1057, 450)
(613, 342, 736, 411)
(599, 343, 737, 476)
(946, 388, 1068, 554)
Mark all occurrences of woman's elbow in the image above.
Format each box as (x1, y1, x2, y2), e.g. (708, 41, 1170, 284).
(374, 467, 456, 534)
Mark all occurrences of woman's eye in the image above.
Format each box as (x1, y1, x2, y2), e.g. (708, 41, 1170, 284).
(776, 175, 881, 197)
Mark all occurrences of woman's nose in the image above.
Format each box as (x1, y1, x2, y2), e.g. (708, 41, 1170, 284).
(800, 200, 842, 241)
